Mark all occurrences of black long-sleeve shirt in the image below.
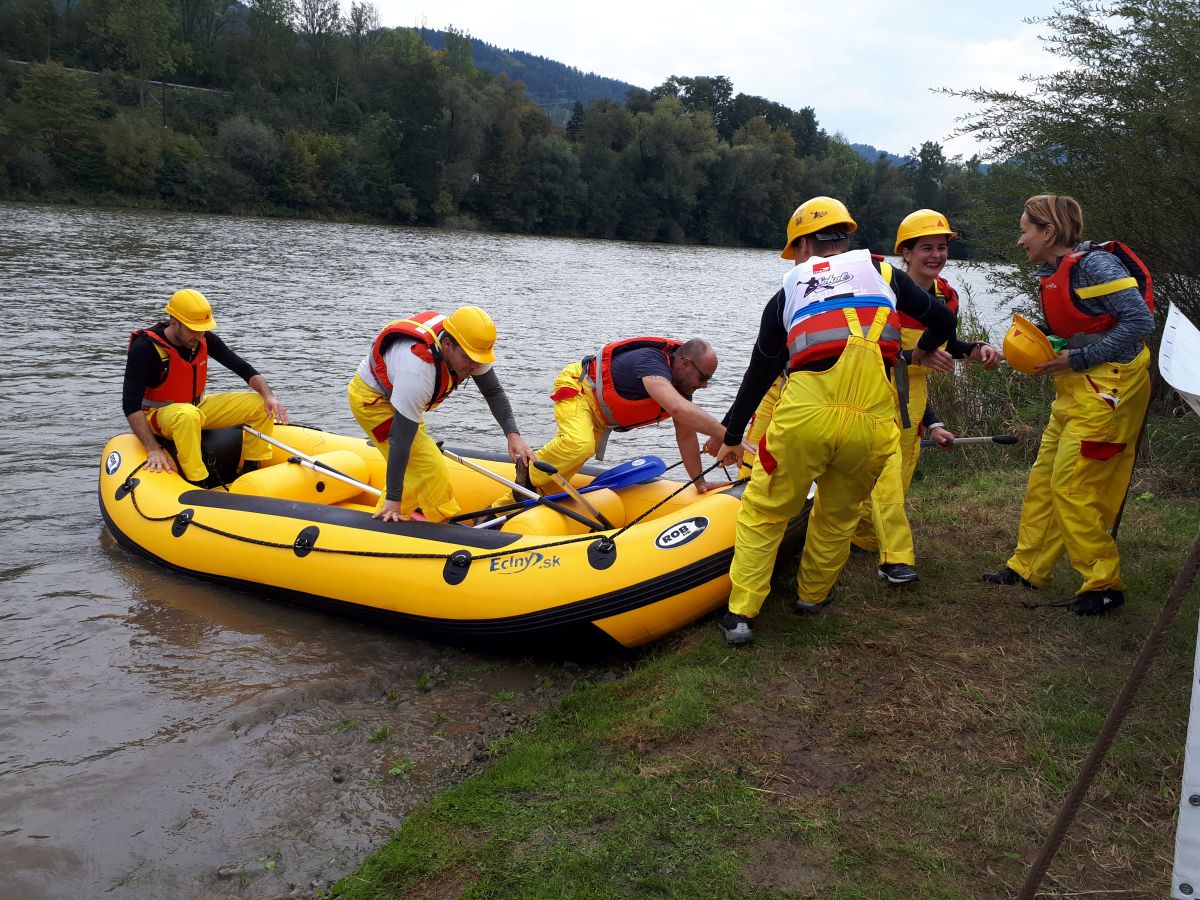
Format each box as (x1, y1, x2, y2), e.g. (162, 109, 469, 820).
(723, 261, 958, 444)
(122, 323, 259, 416)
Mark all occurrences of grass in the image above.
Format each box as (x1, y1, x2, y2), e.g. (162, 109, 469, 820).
(332, 456, 1199, 899)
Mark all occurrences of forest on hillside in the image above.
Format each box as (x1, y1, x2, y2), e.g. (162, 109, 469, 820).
(0, 0, 1195, 292)
(0, 0, 994, 255)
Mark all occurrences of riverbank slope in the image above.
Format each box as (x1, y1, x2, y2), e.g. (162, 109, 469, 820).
(334, 462, 1198, 898)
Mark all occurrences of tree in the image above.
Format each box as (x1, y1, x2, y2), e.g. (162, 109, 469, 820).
(951, 0, 1200, 322)
(99, 0, 178, 107)
(565, 100, 584, 143)
(246, 0, 297, 88)
(296, 0, 339, 69)
(442, 25, 474, 76)
(344, 1, 381, 75)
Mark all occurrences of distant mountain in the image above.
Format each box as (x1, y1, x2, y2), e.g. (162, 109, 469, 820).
(850, 143, 910, 167)
(415, 29, 640, 124)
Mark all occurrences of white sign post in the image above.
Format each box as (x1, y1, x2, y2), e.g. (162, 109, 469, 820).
(1169, 304, 1200, 897)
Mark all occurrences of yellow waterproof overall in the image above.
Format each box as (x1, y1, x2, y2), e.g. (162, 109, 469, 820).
(850, 353, 928, 564)
(347, 373, 460, 522)
(147, 392, 274, 482)
(493, 362, 609, 507)
(728, 307, 900, 616)
(1005, 346, 1151, 594)
(738, 374, 786, 480)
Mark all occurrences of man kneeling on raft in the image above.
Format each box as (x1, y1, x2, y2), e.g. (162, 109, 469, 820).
(348, 306, 535, 523)
(495, 337, 729, 507)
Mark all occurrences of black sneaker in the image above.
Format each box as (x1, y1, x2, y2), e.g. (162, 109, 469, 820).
(790, 588, 836, 615)
(717, 610, 753, 646)
(1067, 589, 1125, 616)
(849, 543, 872, 558)
(878, 562, 919, 585)
(982, 566, 1037, 589)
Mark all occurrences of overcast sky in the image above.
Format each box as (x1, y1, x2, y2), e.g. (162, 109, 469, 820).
(369, 1, 1067, 160)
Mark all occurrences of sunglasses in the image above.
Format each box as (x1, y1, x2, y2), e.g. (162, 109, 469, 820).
(688, 357, 714, 383)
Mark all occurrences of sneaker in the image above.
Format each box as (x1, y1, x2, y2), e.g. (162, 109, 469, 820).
(188, 471, 224, 490)
(849, 543, 872, 558)
(1067, 589, 1125, 616)
(878, 562, 919, 585)
(982, 566, 1038, 589)
(717, 610, 753, 646)
(790, 588, 836, 616)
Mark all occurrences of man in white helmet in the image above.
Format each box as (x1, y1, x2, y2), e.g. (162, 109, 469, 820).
(122, 289, 287, 486)
(349, 306, 535, 523)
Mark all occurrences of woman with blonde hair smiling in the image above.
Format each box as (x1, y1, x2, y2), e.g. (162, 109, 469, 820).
(983, 194, 1155, 615)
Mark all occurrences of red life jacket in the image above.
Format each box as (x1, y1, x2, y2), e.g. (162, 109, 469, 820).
(131, 326, 208, 408)
(369, 312, 460, 410)
(583, 337, 683, 431)
(787, 254, 902, 369)
(1040, 241, 1154, 340)
(898, 275, 959, 331)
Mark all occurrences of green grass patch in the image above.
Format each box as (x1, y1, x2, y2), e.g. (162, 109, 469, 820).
(334, 454, 1200, 898)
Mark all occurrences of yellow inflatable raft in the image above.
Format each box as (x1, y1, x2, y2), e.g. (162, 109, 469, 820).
(98, 426, 809, 650)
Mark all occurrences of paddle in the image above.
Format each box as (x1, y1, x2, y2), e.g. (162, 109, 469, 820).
(919, 434, 1019, 448)
(439, 445, 605, 531)
(536, 461, 615, 530)
(446, 455, 667, 524)
(242, 425, 381, 496)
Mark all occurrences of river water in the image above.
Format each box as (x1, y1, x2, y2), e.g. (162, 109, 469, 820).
(0, 202, 1013, 898)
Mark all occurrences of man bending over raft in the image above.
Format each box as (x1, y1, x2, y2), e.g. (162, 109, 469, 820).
(348, 306, 535, 523)
(123, 289, 287, 486)
(495, 337, 729, 507)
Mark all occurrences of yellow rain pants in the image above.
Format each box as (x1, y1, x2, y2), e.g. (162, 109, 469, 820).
(147, 392, 274, 482)
(1005, 345, 1151, 594)
(728, 307, 900, 616)
(347, 373, 460, 522)
(850, 366, 927, 564)
(493, 362, 608, 507)
(738, 374, 786, 480)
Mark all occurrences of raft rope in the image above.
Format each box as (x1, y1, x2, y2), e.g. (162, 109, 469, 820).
(118, 459, 747, 564)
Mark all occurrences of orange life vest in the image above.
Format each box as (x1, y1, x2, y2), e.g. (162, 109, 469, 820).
(368, 312, 460, 410)
(786, 252, 902, 369)
(1040, 241, 1154, 340)
(131, 327, 208, 408)
(898, 275, 959, 331)
(582, 337, 683, 431)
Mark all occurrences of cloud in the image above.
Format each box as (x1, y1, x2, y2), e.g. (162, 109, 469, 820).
(374, 1, 1065, 156)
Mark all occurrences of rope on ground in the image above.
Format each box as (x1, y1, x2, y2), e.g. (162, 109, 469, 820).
(1017, 527, 1200, 899)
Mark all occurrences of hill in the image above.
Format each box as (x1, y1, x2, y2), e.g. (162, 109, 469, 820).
(415, 28, 640, 124)
(850, 142, 910, 166)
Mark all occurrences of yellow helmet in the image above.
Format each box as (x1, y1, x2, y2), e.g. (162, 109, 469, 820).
(1002, 314, 1056, 375)
(781, 197, 857, 260)
(894, 209, 958, 254)
(164, 289, 216, 331)
(442, 306, 497, 364)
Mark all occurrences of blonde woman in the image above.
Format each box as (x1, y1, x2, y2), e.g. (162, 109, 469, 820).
(983, 194, 1154, 614)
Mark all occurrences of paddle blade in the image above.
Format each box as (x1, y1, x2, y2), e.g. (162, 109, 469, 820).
(587, 455, 667, 490)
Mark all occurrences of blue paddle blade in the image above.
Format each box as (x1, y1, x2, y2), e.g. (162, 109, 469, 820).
(587, 455, 668, 489)
(521, 455, 667, 507)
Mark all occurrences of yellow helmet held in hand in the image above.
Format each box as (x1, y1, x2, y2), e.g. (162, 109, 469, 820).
(894, 209, 958, 254)
(1003, 314, 1056, 375)
(164, 289, 217, 331)
(443, 306, 497, 364)
(780, 196, 858, 259)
